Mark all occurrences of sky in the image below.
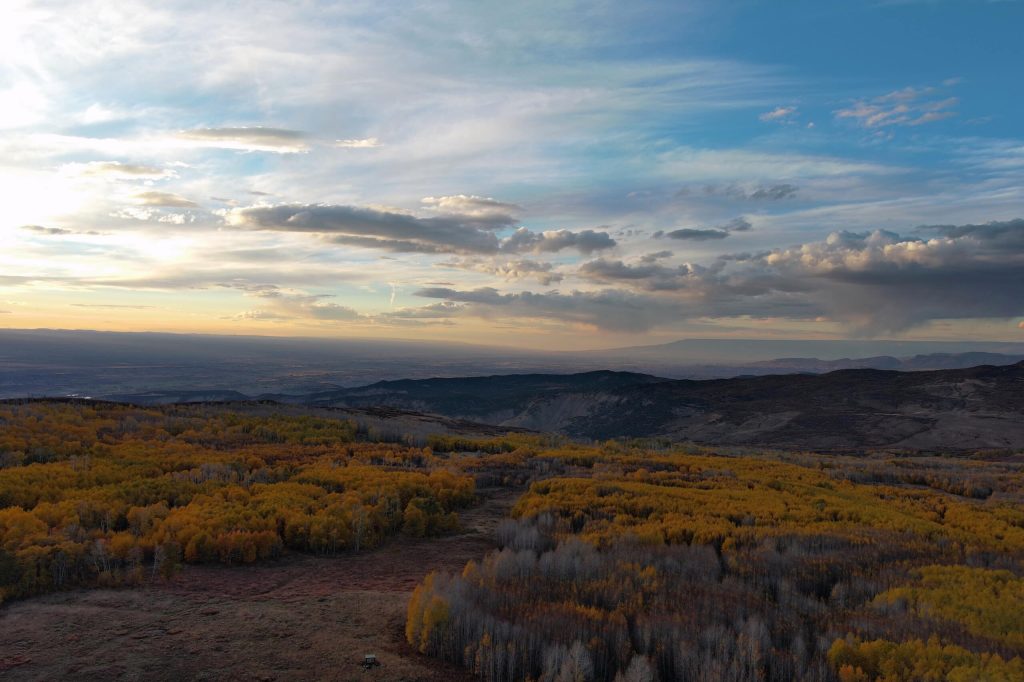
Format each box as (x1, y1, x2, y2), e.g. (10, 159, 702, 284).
(2, 0, 1023, 351)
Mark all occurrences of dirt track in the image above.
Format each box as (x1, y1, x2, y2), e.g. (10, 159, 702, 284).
(0, 489, 518, 681)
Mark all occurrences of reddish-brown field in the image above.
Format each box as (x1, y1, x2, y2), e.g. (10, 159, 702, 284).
(0, 489, 516, 681)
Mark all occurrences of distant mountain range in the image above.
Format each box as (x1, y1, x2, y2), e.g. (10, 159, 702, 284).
(4, 328, 1024, 398)
(744, 351, 1024, 373)
(101, 361, 1024, 452)
(581, 338, 1024, 365)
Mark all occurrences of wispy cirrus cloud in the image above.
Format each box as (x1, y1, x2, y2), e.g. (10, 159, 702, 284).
(69, 161, 177, 180)
(177, 127, 309, 153)
(412, 286, 690, 332)
(133, 191, 199, 208)
(759, 105, 798, 123)
(678, 183, 798, 201)
(71, 303, 155, 309)
(835, 84, 958, 129)
(21, 224, 103, 237)
(335, 137, 381, 149)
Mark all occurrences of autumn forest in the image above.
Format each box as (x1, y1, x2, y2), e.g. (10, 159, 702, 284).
(1, 400, 1023, 681)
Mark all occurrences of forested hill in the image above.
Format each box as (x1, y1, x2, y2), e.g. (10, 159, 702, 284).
(100, 362, 1024, 451)
(550, 360, 1024, 449)
(289, 362, 1024, 450)
(297, 370, 666, 419)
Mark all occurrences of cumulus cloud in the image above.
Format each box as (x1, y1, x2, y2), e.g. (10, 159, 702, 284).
(441, 257, 564, 285)
(835, 85, 958, 129)
(578, 259, 702, 291)
(741, 221, 1024, 332)
(226, 204, 615, 255)
(133, 191, 199, 208)
(500, 227, 616, 254)
(112, 207, 195, 224)
(178, 127, 309, 153)
(421, 195, 522, 219)
(660, 219, 1024, 332)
